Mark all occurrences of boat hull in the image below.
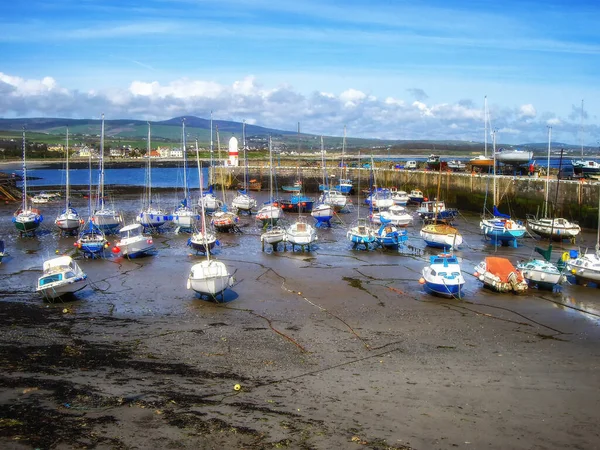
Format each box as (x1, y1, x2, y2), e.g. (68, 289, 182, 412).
(137, 210, 170, 228)
(187, 261, 233, 297)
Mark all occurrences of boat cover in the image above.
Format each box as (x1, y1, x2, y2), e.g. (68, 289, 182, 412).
(485, 257, 524, 283)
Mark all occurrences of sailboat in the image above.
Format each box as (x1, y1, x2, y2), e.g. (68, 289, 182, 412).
(318, 136, 347, 212)
(199, 113, 224, 214)
(256, 136, 284, 227)
(420, 165, 463, 250)
(364, 158, 394, 210)
(336, 125, 353, 194)
(347, 153, 377, 250)
(211, 126, 240, 232)
(571, 99, 600, 179)
(311, 136, 334, 227)
(13, 128, 43, 236)
(260, 136, 287, 251)
(469, 96, 494, 171)
(55, 128, 82, 234)
(566, 183, 600, 285)
(188, 139, 218, 254)
(420, 252, 465, 298)
(527, 133, 581, 241)
(285, 164, 318, 252)
(479, 130, 527, 247)
(76, 153, 109, 258)
(137, 123, 170, 230)
(36, 256, 87, 301)
(231, 121, 257, 215)
(172, 118, 199, 232)
(92, 114, 123, 233)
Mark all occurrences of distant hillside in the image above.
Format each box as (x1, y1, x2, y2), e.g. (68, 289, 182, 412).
(1, 116, 596, 155)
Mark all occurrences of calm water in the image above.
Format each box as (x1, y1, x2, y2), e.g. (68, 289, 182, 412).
(1, 190, 600, 323)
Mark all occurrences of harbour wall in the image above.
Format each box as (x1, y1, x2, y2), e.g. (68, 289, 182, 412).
(217, 165, 600, 230)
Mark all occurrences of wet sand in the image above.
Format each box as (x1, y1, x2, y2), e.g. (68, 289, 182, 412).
(1, 193, 600, 449)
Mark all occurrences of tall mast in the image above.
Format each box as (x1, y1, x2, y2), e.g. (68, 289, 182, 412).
(544, 126, 552, 217)
(580, 99, 584, 158)
(65, 127, 70, 209)
(22, 128, 27, 211)
(100, 114, 105, 206)
(268, 136, 274, 202)
(182, 118, 188, 204)
(484, 96, 488, 158)
(147, 122, 152, 207)
(341, 125, 346, 178)
(210, 111, 214, 186)
(242, 120, 247, 189)
(492, 129, 497, 206)
(320, 136, 325, 189)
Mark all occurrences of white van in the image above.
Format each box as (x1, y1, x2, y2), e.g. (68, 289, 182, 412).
(404, 160, 417, 170)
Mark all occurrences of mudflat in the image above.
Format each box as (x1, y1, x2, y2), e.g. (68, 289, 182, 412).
(1, 194, 600, 449)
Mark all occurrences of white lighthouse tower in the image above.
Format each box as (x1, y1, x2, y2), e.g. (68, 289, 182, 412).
(228, 137, 239, 167)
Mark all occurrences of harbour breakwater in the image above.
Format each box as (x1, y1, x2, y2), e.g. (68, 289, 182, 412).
(218, 165, 600, 229)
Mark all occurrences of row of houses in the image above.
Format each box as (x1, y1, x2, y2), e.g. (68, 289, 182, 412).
(47, 145, 185, 158)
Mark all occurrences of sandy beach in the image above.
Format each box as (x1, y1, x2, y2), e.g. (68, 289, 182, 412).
(1, 193, 600, 449)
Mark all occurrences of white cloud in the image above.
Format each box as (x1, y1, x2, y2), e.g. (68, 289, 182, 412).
(519, 104, 537, 118)
(0, 71, 595, 144)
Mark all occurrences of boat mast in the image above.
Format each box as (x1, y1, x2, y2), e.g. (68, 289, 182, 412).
(492, 129, 497, 207)
(65, 127, 70, 209)
(320, 136, 326, 190)
(99, 114, 105, 208)
(484, 96, 488, 158)
(195, 139, 208, 250)
(242, 120, 247, 190)
(210, 111, 214, 186)
(22, 128, 27, 212)
(147, 122, 152, 208)
(341, 125, 346, 179)
(268, 136, 274, 203)
(580, 99, 584, 158)
(182, 118, 188, 205)
(544, 126, 552, 217)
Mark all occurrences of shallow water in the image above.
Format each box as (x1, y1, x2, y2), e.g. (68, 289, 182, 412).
(1, 189, 600, 324)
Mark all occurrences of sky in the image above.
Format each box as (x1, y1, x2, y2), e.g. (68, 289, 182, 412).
(1, 0, 599, 145)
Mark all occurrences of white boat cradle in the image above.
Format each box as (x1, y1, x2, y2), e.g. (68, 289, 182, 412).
(187, 259, 234, 299)
(36, 256, 87, 301)
(286, 217, 317, 251)
(370, 205, 413, 227)
(474, 257, 528, 294)
(420, 253, 465, 298)
(114, 223, 155, 258)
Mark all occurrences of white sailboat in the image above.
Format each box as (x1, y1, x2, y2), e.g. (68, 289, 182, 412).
(469, 96, 494, 171)
(172, 118, 198, 232)
(232, 121, 257, 214)
(211, 126, 239, 232)
(137, 123, 170, 230)
(479, 130, 526, 247)
(76, 153, 109, 258)
(199, 113, 224, 214)
(311, 136, 335, 227)
(36, 256, 87, 301)
(13, 128, 43, 236)
(318, 136, 347, 212)
(527, 132, 581, 241)
(55, 128, 82, 234)
(566, 184, 600, 285)
(114, 223, 155, 258)
(347, 153, 377, 250)
(260, 136, 286, 251)
(188, 139, 218, 254)
(336, 125, 353, 194)
(92, 114, 123, 233)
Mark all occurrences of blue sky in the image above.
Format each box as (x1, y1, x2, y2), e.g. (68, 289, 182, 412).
(1, 0, 599, 145)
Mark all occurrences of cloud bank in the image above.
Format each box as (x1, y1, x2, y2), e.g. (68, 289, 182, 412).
(0, 72, 594, 145)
